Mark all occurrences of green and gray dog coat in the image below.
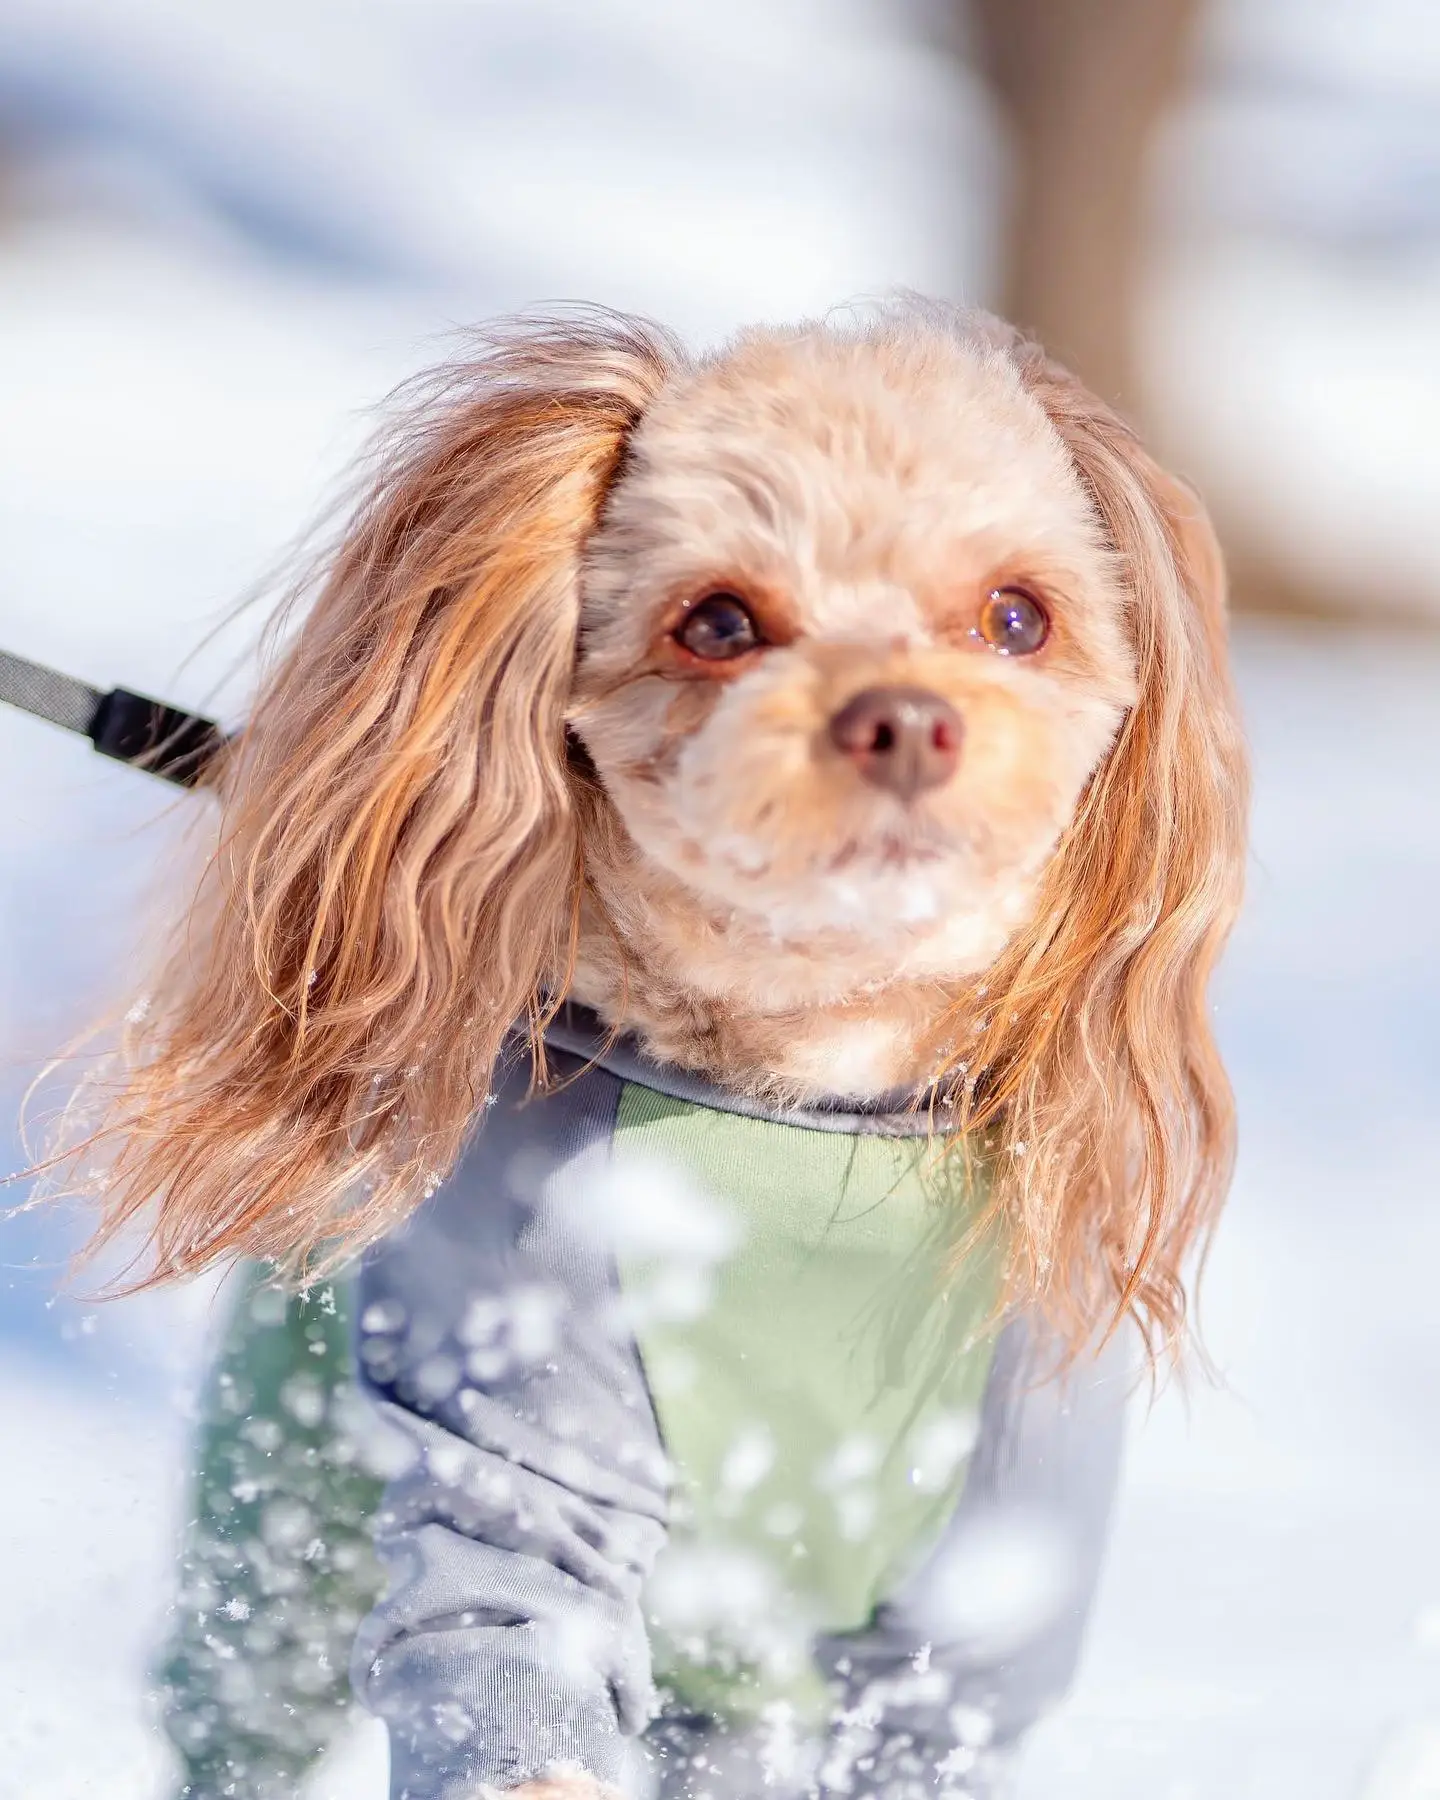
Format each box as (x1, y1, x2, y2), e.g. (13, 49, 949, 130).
(349, 1005, 1127, 1800)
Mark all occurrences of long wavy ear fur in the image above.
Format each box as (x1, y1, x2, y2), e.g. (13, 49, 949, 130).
(950, 320, 1250, 1362)
(61, 313, 680, 1286)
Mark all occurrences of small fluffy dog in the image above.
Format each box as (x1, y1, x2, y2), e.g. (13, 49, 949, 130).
(75, 301, 1247, 1800)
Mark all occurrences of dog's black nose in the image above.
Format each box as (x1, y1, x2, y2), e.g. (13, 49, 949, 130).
(827, 685, 962, 800)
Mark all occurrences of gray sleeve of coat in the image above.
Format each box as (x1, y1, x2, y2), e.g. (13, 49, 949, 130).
(349, 1052, 671, 1800)
(815, 1318, 1131, 1799)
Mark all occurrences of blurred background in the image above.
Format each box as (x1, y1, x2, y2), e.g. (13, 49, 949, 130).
(1, 1, 1438, 1797)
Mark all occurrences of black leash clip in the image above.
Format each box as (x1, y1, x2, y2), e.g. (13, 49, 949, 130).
(87, 687, 226, 787)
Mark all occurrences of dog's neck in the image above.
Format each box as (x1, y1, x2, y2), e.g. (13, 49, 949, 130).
(568, 831, 979, 1104)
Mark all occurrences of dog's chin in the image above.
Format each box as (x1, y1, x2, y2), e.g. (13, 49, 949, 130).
(617, 804, 1052, 982)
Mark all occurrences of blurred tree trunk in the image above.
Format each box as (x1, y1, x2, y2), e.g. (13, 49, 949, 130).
(967, 0, 1206, 419)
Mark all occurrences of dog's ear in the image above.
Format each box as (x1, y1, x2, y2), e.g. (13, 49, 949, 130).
(961, 332, 1249, 1362)
(72, 315, 680, 1284)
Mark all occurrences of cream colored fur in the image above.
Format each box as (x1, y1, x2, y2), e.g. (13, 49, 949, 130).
(572, 321, 1135, 1096)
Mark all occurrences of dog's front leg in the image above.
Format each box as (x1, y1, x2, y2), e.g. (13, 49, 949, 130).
(349, 1054, 672, 1800)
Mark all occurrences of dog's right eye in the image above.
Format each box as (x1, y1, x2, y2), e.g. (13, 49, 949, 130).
(674, 592, 762, 660)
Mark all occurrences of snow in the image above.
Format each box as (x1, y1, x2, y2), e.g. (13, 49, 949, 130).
(1, 4, 1439, 1796)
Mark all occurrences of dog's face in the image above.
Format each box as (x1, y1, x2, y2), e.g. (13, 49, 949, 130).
(572, 327, 1138, 982)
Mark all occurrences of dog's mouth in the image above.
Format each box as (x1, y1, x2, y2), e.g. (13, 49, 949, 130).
(828, 835, 949, 875)
(701, 811, 967, 887)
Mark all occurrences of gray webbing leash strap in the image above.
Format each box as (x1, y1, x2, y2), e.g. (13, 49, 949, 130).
(0, 647, 225, 788)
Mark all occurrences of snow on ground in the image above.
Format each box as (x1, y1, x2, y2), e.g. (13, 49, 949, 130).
(0, 1362, 185, 1800)
(0, 1350, 390, 1800)
(2, 5, 1440, 1796)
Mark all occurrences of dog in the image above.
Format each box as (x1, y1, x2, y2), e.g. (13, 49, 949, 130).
(70, 300, 1247, 1799)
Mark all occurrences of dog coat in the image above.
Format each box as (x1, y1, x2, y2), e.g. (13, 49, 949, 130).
(353, 1004, 1128, 1799)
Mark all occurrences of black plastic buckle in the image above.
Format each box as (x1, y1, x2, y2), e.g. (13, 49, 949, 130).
(87, 688, 226, 788)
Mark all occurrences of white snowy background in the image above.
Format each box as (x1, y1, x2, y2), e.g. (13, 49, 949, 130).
(1, 3, 1439, 1798)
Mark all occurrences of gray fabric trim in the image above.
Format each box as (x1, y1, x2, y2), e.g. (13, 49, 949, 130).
(812, 1318, 1131, 1795)
(353, 1048, 671, 1799)
(543, 1001, 949, 1140)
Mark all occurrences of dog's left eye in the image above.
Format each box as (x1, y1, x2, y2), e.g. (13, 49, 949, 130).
(675, 592, 761, 660)
(977, 587, 1050, 656)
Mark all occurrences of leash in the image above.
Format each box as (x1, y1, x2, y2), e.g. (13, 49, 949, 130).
(0, 647, 225, 788)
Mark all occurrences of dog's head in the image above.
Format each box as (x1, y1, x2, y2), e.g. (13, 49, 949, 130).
(574, 322, 1135, 995)
(80, 305, 1247, 1356)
